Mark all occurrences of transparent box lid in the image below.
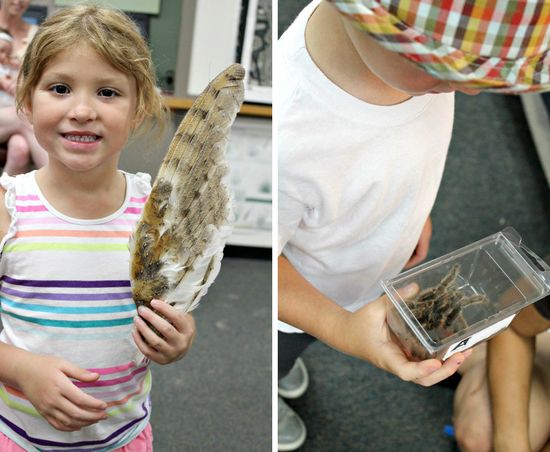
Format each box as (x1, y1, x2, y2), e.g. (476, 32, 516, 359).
(381, 227, 550, 360)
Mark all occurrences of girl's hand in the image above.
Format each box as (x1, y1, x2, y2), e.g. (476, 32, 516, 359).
(132, 299, 196, 365)
(15, 354, 108, 431)
(334, 295, 471, 386)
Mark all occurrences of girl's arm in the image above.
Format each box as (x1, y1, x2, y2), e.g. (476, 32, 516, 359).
(488, 305, 550, 452)
(0, 344, 108, 431)
(278, 255, 470, 386)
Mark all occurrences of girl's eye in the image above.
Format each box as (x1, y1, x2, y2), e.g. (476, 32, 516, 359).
(98, 88, 118, 98)
(51, 84, 69, 95)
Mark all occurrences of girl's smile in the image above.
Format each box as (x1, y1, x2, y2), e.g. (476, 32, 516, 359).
(60, 131, 102, 150)
(25, 42, 137, 174)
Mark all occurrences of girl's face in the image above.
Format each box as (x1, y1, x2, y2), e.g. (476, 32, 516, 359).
(26, 43, 138, 174)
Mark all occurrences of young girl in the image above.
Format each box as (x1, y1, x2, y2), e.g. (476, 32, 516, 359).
(0, 5, 196, 450)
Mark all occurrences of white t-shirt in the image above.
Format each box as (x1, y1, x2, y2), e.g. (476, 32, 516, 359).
(278, 0, 455, 333)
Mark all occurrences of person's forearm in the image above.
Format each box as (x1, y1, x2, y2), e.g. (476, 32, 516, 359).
(278, 255, 349, 349)
(0, 342, 33, 389)
(488, 327, 534, 452)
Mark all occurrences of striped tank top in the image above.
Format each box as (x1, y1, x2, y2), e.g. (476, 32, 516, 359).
(0, 171, 152, 451)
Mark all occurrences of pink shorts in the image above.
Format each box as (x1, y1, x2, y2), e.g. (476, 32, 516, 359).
(0, 423, 153, 451)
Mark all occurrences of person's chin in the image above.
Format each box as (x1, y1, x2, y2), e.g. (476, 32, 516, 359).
(54, 153, 105, 173)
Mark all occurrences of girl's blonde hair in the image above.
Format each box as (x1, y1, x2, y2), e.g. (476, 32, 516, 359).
(16, 4, 167, 134)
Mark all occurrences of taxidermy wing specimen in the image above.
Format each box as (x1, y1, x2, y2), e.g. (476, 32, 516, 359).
(129, 63, 245, 323)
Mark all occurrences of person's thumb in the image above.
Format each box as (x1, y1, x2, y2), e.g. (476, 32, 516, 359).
(62, 363, 101, 382)
(389, 356, 442, 383)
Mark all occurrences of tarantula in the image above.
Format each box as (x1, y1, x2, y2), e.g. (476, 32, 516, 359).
(405, 264, 488, 340)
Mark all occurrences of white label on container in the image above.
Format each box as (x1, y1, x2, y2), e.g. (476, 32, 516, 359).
(442, 314, 517, 361)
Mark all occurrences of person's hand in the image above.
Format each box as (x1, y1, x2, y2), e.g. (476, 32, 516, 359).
(404, 216, 432, 269)
(333, 294, 471, 386)
(0, 75, 8, 91)
(0, 74, 15, 95)
(132, 299, 196, 365)
(15, 354, 108, 431)
(8, 56, 20, 69)
(4, 77, 16, 96)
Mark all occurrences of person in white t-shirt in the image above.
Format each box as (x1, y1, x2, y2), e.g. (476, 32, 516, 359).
(277, 1, 550, 450)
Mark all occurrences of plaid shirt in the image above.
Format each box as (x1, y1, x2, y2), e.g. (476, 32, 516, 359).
(329, 0, 550, 93)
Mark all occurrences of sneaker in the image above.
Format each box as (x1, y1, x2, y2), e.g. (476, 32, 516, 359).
(278, 358, 309, 399)
(278, 397, 306, 451)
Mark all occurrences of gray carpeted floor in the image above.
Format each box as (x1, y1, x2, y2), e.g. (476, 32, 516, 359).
(279, 2, 550, 451)
(150, 255, 272, 451)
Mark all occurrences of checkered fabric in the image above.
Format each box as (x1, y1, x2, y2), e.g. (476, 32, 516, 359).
(329, 0, 550, 93)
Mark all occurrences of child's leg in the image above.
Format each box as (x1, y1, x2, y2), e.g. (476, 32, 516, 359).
(115, 423, 153, 451)
(3, 133, 30, 175)
(454, 334, 550, 452)
(452, 349, 492, 452)
(23, 128, 48, 169)
(0, 107, 48, 172)
(278, 331, 316, 380)
(0, 432, 26, 451)
(532, 332, 550, 451)
(14, 116, 48, 170)
(0, 107, 25, 140)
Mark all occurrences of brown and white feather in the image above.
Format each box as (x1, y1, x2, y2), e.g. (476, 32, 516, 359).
(129, 64, 245, 316)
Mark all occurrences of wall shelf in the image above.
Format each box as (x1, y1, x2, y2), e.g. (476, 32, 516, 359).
(164, 96, 272, 118)
(163, 96, 272, 249)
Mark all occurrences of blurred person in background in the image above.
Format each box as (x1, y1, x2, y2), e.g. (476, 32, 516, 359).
(0, 0, 47, 175)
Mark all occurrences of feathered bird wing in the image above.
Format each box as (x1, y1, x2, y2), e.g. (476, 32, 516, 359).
(129, 63, 245, 315)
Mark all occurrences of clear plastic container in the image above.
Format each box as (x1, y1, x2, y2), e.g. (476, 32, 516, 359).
(381, 227, 550, 361)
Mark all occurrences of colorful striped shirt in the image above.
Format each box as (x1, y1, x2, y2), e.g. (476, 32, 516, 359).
(0, 171, 152, 451)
